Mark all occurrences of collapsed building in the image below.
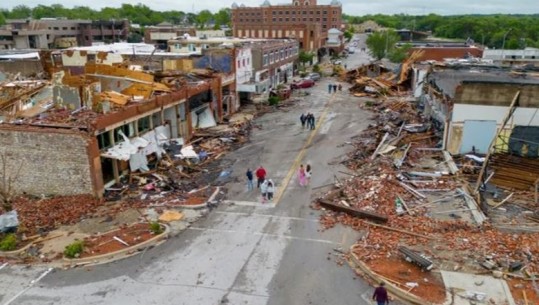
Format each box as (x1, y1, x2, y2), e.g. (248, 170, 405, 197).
(0, 55, 226, 198)
(327, 60, 539, 304)
(415, 64, 539, 193)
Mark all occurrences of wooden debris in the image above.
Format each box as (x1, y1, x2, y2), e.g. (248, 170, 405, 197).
(318, 199, 388, 223)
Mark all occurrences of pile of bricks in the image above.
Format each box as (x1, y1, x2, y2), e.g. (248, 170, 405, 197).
(314, 96, 539, 302)
(11, 194, 104, 235)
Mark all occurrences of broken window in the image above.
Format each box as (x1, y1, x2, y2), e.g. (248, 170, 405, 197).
(138, 116, 151, 134)
(97, 132, 112, 150)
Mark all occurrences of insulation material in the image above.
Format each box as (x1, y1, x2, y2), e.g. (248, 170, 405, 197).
(129, 152, 150, 172)
(175, 145, 199, 159)
(191, 106, 217, 129)
(101, 131, 149, 161)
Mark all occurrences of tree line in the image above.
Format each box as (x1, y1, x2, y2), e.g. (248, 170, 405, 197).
(345, 13, 539, 49)
(0, 4, 231, 29)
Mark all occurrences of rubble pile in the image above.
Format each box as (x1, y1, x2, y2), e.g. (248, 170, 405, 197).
(315, 96, 539, 303)
(8, 195, 104, 235)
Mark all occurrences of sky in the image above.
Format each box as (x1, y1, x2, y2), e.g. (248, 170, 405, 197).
(4, 0, 539, 16)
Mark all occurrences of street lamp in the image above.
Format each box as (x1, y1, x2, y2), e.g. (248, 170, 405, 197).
(501, 28, 512, 61)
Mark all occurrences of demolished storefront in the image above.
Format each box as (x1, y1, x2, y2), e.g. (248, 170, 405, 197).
(0, 62, 224, 198)
(417, 65, 539, 155)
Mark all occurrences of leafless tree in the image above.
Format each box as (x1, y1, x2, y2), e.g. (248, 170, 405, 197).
(0, 153, 22, 212)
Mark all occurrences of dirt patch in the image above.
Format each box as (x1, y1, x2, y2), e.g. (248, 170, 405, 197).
(80, 223, 159, 258)
(507, 278, 539, 305)
(367, 256, 447, 304)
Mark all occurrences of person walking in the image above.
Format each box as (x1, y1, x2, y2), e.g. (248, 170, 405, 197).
(298, 164, 307, 187)
(256, 166, 267, 188)
(300, 113, 307, 129)
(327, 83, 332, 93)
(344, 64, 348, 70)
(305, 164, 312, 185)
(246, 168, 254, 191)
(372, 282, 389, 305)
(309, 114, 316, 130)
(260, 179, 268, 203)
(266, 179, 275, 201)
(332, 84, 337, 93)
(338, 83, 342, 91)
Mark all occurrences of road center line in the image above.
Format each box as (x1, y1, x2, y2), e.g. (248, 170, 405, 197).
(215, 210, 319, 222)
(274, 92, 337, 204)
(187, 227, 336, 244)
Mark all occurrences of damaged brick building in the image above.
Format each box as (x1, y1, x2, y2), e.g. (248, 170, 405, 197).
(0, 56, 225, 198)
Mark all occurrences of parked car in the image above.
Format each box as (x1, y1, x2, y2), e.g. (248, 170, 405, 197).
(306, 72, 321, 81)
(291, 78, 315, 89)
(332, 60, 343, 65)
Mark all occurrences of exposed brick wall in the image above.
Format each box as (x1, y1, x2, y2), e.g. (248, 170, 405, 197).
(0, 127, 94, 196)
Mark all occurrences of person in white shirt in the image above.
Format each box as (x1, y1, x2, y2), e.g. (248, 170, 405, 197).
(266, 179, 275, 201)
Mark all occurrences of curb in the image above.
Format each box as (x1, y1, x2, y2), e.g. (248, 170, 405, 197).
(62, 224, 170, 267)
(178, 186, 220, 209)
(348, 244, 435, 305)
(0, 241, 34, 258)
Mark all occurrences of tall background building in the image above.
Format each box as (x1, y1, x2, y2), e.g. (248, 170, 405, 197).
(231, 0, 343, 55)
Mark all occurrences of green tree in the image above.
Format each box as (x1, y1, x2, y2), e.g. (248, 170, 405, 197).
(214, 8, 230, 28)
(388, 43, 412, 63)
(99, 7, 121, 20)
(7, 5, 32, 19)
(366, 30, 400, 60)
(69, 6, 96, 20)
(196, 10, 213, 29)
(298, 50, 314, 67)
(343, 30, 353, 42)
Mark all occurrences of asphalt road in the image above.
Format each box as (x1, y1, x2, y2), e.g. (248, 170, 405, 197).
(0, 34, 391, 305)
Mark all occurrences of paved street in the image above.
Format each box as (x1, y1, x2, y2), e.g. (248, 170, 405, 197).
(0, 35, 390, 305)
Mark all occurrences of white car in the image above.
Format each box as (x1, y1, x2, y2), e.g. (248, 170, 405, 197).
(333, 60, 342, 65)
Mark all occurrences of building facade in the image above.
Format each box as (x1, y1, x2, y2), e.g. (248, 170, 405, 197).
(231, 0, 342, 53)
(0, 18, 129, 50)
(0, 57, 225, 197)
(413, 65, 539, 156)
(483, 48, 539, 66)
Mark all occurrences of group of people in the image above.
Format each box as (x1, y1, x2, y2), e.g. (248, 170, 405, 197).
(327, 83, 342, 93)
(300, 113, 316, 130)
(245, 166, 275, 202)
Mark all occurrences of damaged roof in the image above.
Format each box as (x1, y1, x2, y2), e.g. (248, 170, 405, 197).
(427, 66, 539, 98)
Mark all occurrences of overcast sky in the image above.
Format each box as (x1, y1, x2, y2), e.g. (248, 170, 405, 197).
(4, 0, 539, 15)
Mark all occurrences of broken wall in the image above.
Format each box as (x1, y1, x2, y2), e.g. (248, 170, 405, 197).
(447, 82, 539, 154)
(0, 127, 95, 196)
(0, 60, 44, 77)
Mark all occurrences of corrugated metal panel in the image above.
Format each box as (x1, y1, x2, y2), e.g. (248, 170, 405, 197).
(459, 120, 497, 154)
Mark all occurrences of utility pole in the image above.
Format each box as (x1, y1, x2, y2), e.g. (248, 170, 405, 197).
(501, 28, 512, 62)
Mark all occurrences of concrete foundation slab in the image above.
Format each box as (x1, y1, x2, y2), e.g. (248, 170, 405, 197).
(441, 271, 516, 305)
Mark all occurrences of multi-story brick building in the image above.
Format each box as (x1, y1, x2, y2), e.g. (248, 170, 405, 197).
(231, 0, 342, 54)
(0, 18, 129, 49)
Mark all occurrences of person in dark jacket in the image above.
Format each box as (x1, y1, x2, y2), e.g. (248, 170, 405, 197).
(372, 282, 389, 305)
(309, 113, 316, 130)
(300, 113, 307, 129)
(246, 168, 254, 191)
